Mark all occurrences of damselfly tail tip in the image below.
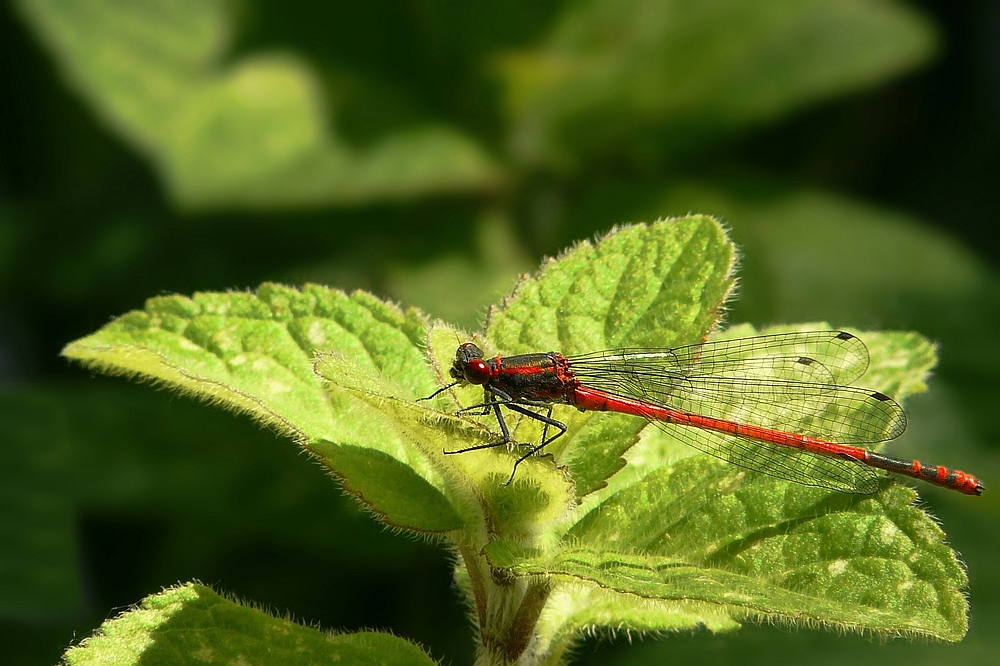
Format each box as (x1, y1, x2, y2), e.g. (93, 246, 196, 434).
(952, 471, 984, 496)
(955, 471, 984, 496)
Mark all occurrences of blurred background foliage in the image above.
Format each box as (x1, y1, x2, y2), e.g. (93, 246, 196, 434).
(1, 0, 998, 664)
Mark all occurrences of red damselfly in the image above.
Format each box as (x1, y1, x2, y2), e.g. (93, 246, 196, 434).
(425, 330, 983, 495)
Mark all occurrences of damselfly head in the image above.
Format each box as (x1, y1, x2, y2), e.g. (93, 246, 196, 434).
(451, 343, 491, 385)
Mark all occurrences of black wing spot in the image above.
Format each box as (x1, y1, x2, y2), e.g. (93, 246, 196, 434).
(796, 356, 815, 366)
(871, 391, 892, 402)
(835, 331, 856, 341)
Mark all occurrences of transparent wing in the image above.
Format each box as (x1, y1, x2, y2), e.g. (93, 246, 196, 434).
(566, 331, 903, 490)
(570, 330, 871, 386)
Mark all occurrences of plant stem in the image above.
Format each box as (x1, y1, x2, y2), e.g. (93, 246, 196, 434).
(463, 542, 552, 665)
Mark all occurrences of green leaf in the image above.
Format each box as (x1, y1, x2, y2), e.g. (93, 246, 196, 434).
(491, 478, 968, 642)
(484, 215, 736, 496)
(62, 284, 433, 442)
(17, 0, 500, 209)
(60, 283, 464, 532)
(499, 0, 935, 166)
(857, 330, 937, 400)
(63, 582, 437, 666)
(311, 441, 463, 532)
(533, 583, 740, 656)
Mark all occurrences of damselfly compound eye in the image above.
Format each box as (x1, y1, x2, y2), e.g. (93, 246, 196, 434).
(464, 358, 490, 385)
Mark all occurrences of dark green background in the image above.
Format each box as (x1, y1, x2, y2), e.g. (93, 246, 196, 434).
(1, 1, 997, 664)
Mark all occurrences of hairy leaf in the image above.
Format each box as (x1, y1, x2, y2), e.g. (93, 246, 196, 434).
(63, 583, 437, 666)
(61, 284, 461, 532)
(491, 478, 968, 641)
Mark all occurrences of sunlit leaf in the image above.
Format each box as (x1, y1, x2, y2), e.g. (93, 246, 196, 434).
(63, 583, 437, 666)
(61, 283, 465, 532)
(63, 284, 432, 440)
(491, 478, 968, 642)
